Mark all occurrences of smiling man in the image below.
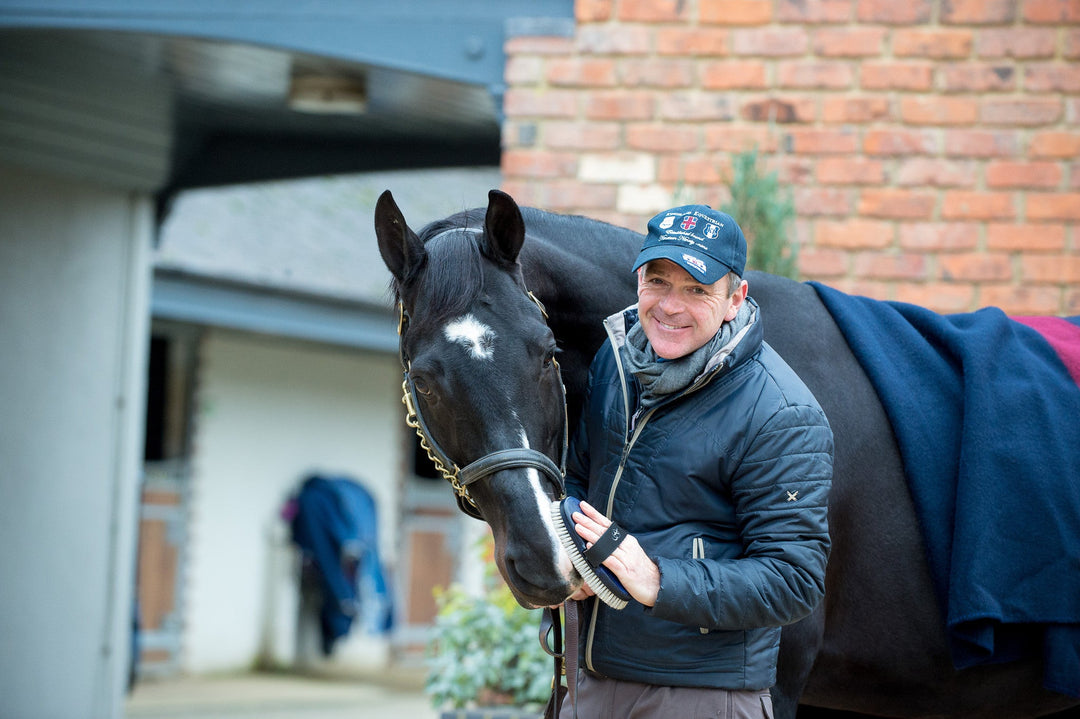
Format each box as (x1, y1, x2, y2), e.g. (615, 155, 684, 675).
(561, 205, 834, 718)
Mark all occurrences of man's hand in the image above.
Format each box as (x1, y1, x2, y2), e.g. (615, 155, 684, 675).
(572, 501, 660, 607)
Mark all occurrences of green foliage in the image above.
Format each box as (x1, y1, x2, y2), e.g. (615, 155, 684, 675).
(425, 559, 551, 710)
(721, 149, 799, 280)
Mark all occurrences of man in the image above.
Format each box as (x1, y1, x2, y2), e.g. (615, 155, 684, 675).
(562, 205, 833, 718)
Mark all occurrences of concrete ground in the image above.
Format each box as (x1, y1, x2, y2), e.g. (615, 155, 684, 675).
(125, 670, 440, 719)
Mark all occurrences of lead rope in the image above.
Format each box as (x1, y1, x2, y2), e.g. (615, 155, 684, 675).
(566, 600, 580, 718)
(541, 601, 580, 719)
(541, 607, 564, 719)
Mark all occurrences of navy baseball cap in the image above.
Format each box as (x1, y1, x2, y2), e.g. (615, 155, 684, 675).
(632, 205, 747, 284)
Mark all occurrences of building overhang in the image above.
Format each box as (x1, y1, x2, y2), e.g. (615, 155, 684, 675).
(0, 1, 573, 198)
(152, 270, 399, 353)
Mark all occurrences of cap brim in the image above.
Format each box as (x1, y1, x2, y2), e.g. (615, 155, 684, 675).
(632, 245, 731, 285)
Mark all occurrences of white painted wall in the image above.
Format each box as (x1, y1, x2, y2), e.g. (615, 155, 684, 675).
(0, 163, 151, 718)
(182, 329, 403, 673)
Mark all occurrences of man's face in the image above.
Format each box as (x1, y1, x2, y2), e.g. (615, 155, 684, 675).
(636, 259, 746, 360)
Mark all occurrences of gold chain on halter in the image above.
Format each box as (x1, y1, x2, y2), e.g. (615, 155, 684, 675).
(401, 376, 479, 511)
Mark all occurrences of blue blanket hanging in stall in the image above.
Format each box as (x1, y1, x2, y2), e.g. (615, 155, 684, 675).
(289, 474, 393, 654)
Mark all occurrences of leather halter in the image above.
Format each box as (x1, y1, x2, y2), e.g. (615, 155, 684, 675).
(397, 284, 568, 520)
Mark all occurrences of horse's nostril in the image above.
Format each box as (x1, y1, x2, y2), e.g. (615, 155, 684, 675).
(501, 546, 561, 595)
(504, 550, 534, 584)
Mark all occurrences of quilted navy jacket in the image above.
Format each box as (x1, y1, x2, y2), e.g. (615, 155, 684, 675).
(564, 299, 833, 690)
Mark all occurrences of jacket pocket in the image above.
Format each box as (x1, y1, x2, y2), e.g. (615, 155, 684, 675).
(693, 537, 709, 635)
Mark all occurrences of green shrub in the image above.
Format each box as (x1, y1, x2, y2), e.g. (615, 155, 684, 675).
(425, 559, 551, 710)
(721, 149, 799, 279)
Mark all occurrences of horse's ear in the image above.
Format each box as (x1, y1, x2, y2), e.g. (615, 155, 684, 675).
(374, 190, 425, 285)
(483, 189, 526, 266)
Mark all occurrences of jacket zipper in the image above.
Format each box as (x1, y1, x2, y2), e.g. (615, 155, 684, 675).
(586, 403, 656, 671)
(583, 319, 732, 670)
(586, 323, 670, 670)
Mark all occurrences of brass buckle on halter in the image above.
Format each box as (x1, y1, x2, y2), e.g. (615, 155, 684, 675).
(402, 376, 417, 421)
(527, 291, 549, 320)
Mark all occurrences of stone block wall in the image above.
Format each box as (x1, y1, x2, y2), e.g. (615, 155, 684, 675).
(502, 0, 1079, 314)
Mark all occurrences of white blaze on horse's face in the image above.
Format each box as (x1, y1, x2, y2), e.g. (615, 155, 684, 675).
(516, 426, 577, 587)
(444, 314, 495, 360)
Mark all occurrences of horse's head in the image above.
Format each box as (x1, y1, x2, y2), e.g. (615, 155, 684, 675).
(374, 188, 581, 608)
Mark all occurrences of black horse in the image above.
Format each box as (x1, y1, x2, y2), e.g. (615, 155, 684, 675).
(374, 188, 1079, 719)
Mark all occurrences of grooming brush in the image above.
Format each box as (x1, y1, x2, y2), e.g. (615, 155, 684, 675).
(551, 496, 631, 610)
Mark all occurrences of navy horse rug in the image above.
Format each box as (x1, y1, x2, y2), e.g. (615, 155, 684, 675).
(810, 283, 1080, 698)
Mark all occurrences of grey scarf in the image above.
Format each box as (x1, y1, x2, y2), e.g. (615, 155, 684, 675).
(621, 300, 755, 409)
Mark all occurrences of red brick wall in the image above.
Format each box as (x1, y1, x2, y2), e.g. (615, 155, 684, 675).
(501, 0, 1080, 314)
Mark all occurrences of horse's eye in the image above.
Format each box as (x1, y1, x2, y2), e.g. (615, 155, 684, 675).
(413, 377, 432, 395)
(542, 350, 556, 369)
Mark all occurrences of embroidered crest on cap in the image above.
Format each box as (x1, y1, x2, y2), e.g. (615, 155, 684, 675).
(680, 216, 698, 231)
(659, 215, 675, 230)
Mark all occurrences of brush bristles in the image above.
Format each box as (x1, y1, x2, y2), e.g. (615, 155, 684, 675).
(551, 502, 629, 610)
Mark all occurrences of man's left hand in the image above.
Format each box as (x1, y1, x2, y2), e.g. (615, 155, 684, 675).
(573, 501, 661, 607)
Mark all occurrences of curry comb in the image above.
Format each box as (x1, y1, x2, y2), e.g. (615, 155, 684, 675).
(551, 496, 630, 610)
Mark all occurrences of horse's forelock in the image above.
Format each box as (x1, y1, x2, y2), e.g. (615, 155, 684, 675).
(414, 226, 485, 323)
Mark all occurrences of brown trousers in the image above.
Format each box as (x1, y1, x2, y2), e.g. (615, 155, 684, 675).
(562, 671, 774, 719)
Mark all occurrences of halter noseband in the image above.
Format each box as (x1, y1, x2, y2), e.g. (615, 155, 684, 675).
(397, 275, 568, 520)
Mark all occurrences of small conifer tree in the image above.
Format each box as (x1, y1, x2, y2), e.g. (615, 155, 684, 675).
(721, 150, 798, 279)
